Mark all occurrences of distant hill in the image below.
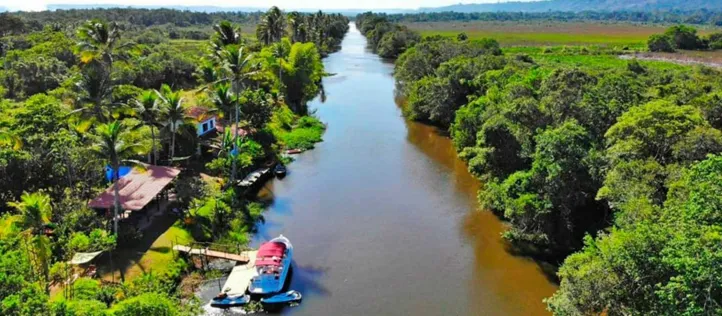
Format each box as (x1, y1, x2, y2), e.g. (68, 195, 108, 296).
(47, 4, 264, 12)
(421, 0, 722, 12)
(46, 4, 410, 15)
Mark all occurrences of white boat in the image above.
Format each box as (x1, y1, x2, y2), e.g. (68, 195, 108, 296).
(248, 235, 293, 294)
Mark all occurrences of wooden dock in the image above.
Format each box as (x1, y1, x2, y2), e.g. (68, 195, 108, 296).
(221, 251, 258, 295)
(173, 245, 251, 263)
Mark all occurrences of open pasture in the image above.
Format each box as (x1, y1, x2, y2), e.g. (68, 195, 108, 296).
(406, 21, 719, 47)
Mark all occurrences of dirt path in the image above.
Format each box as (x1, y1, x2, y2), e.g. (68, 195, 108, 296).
(621, 52, 722, 68)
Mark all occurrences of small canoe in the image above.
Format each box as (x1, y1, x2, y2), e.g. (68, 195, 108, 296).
(286, 149, 303, 155)
(274, 164, 287, 177)
(210, 294, 250, 308)
(261, 290, 302, 304)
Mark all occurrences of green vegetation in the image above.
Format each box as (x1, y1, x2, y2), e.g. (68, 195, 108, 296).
(360, 11, 722, 315)
(356, 13, 421, 58)
(382, 7, 722, 25)
(648, 24, 722, 52)
(0, 6, 348, 315)
(414, 26, 655, 48)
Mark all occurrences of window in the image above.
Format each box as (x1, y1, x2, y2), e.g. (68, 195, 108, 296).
(202, 122, 209, 133)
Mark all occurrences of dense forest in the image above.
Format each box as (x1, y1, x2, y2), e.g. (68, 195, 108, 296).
(0, 7, 348, 315)
(379, 9, 722, 26)
(359, 12, 722, 315)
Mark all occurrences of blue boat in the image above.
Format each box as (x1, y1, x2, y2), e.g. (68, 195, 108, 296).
(210, 294, 250, 308)
(260, 290, 302, 304)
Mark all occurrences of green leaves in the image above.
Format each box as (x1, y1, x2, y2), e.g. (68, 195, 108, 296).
(605, 100, 706, 165)
(549, 155, 722, 315)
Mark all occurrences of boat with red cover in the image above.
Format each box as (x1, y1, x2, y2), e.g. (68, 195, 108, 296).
(248, 235, 293, 294)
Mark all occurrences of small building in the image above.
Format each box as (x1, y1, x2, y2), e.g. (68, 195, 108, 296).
(88, 165, 181, 225)
(187, 106, 217, 137)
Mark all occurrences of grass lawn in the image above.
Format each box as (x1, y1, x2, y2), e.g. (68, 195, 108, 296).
(98, 214, 192, 282)
(406, 21, 721, 48)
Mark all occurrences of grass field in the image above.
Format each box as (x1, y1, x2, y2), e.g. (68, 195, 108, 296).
(98, 215, 192, 282)
(406, 21, 721, 48)
(502, 46, 689, 71)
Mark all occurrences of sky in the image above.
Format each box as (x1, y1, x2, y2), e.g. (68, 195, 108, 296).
(1, 0, 514, 11)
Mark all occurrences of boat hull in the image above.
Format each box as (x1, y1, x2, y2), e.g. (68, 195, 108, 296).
(248, 235, 293, 295)
(210, 295, 250, 308)
(261, 290, 302, 304)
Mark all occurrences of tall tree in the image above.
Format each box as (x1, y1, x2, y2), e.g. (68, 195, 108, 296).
(257, 6, 287, 46)
(76, 19, 121, 66)
(9, 192, 53, 292)
(287, 12, 307, 43)
(215, 46, 257, 183)
(211, 20, 241, 50)
(133, 91, 161, 165)
(210, 82, 236, 121)
(157, 84, 191, 164)
(91, 121, 140, 236)
(74, 19, 128, 123)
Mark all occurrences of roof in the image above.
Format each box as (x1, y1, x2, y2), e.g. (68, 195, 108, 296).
(88, 165, 181, 211)
(216, 121, 248, 137)
(68, 251, 103, 265)
(186, 106, 216, 122)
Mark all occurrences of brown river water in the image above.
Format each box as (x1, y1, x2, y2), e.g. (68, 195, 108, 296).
(236, 23, 557, 315)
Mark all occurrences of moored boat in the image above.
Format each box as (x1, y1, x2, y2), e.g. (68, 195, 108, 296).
(210, 293, 250, 308)
(260, 290, 302, 304)
(248, 235, 293, 294)
(274, 164, 287, 177)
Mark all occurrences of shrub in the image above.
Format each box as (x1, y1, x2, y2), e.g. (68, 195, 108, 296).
(648, 34, 675, 52)
(110, 293, 177, 316)
(664, 24, 704, 50)
(72, 278, 100, 301)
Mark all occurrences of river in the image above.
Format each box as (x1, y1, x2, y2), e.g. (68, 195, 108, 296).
(251, 23, 557, 315)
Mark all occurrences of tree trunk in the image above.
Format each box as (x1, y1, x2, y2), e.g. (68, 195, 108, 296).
(170, 130, 176, 164)
(150, 126, 157, 165)
(112, 160, 121, 236)
(231, 87, 240, 184)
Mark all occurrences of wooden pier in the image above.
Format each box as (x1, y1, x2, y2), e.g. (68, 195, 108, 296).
(173, 245, 251, 263)
(173, 242, 259, 295)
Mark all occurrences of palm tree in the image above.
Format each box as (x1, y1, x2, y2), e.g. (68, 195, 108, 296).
(133, 91, 161, 165)
(76, 19, 121, 66)
(287, 12, 307, 43)
(269, 39, 291, 83)
(215, 46, 258, 183)
(91, 121, 141, 236)
(72, 63, 114, 123)
(157, 85, 191, 164)
(9, 192, 53, 291)
(75, 19, 129, 123)
(210, 82, 236, 121)
(211, 20, 241, 49)
(257, 6, 287, 46)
